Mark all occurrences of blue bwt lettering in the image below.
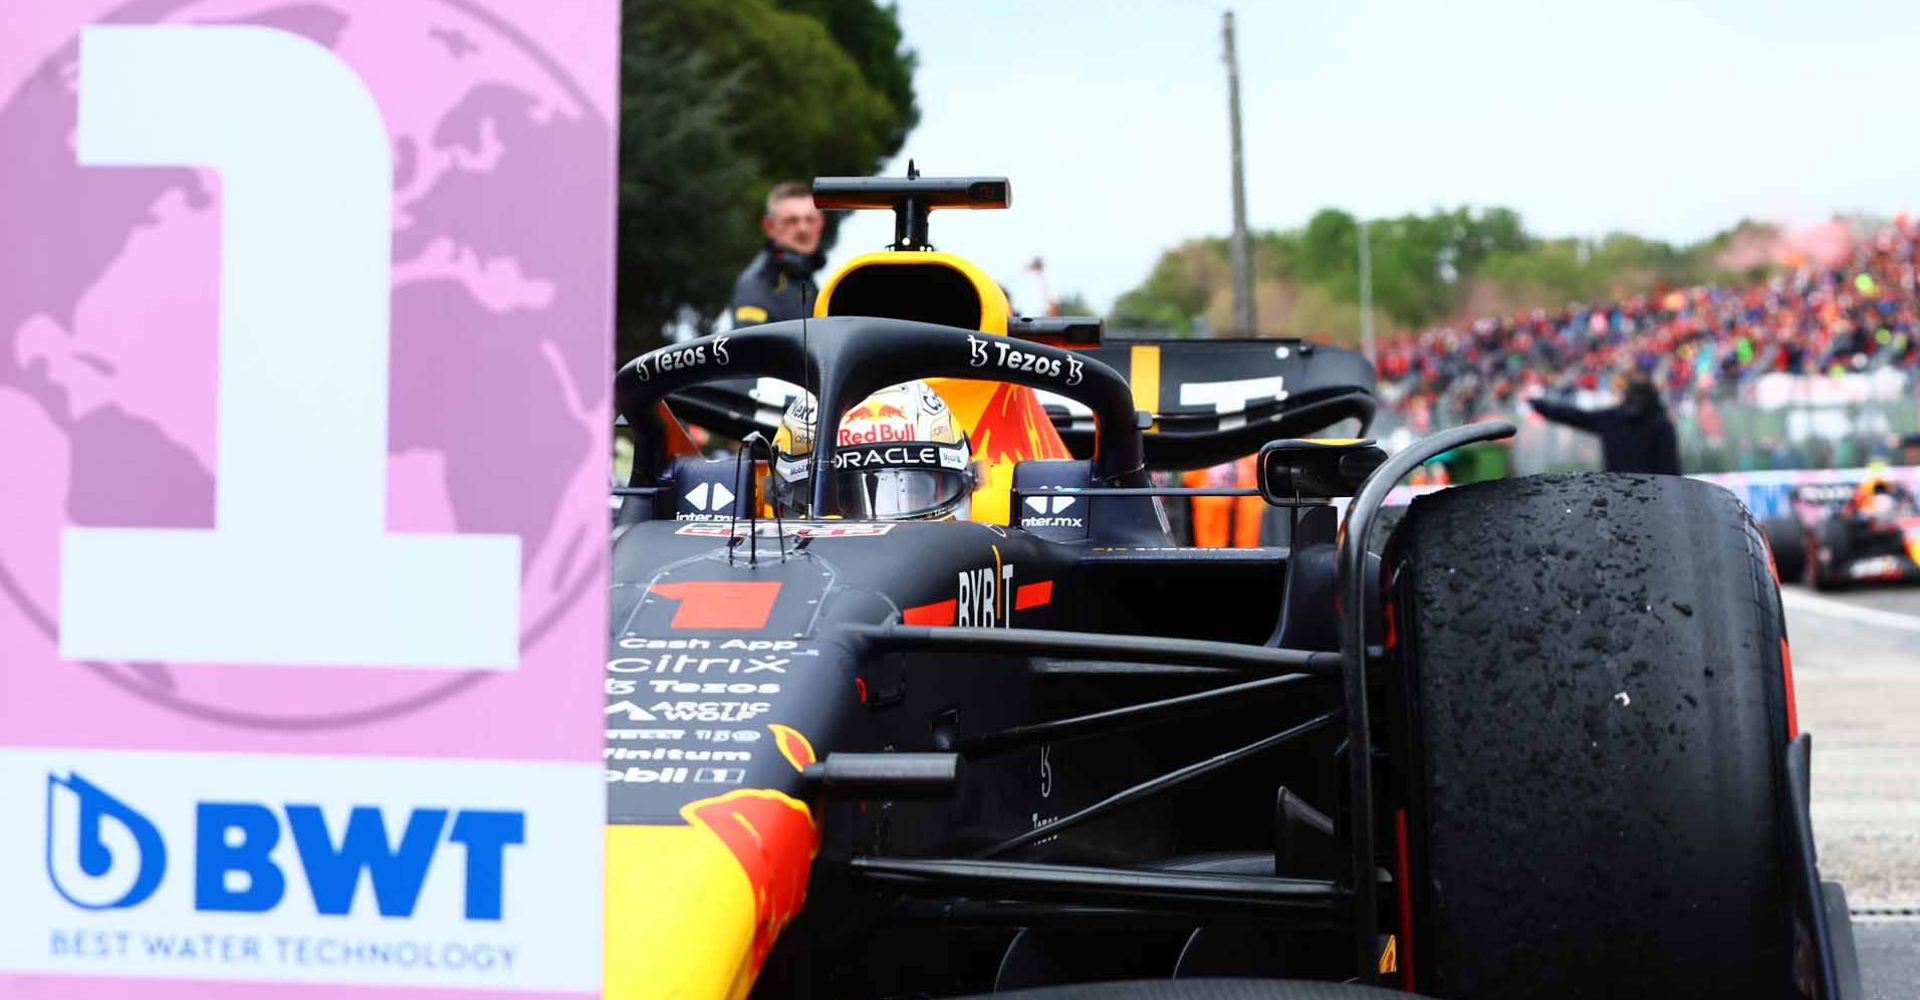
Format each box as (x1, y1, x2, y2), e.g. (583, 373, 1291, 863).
(289, 805, 447, 917)
(195, 803, 285, 913)
(194, 804, 522, 919)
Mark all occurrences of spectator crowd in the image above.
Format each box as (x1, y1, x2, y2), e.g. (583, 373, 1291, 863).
(1377, 216, 1920, 433)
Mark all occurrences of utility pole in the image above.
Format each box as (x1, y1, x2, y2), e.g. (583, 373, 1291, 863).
(1358, 220, 1376, 362)
(1223, 10, 1255, 338)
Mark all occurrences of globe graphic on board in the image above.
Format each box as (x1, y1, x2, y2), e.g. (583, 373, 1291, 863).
(0, 0, 611, 727)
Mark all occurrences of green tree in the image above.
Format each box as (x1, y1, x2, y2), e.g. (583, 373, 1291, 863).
(1052, 291, 1092, 316)
(1107, 240, 1230, 335)
(615, 14, 756, 365)
(1108, 288, 1192, 335)
(772, 0, 919, 152)
(1109, 204, 1754, 340)
(615, 0, 917, 360)
(1292, 208, 1358, 290)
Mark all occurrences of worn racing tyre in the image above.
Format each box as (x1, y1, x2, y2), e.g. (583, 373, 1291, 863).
(1762, 515, 1806, 583)
(1387, 473, 1798, 1000)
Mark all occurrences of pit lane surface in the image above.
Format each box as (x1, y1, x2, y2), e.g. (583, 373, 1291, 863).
(1782, 583, 1920, 998)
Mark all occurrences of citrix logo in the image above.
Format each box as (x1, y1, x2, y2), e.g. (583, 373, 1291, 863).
(44, 773, 525, 920)
(46, 773, 167, 910)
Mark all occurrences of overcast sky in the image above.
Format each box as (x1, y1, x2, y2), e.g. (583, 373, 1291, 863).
(825, 0, 1920, 313)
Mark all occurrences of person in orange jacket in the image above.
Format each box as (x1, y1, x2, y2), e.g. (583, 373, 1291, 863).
(1183, 454, 1264, 547)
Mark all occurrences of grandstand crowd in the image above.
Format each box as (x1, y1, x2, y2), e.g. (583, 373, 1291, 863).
(1377, 215, 1920, 433)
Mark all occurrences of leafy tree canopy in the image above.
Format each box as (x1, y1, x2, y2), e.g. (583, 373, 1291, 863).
(616, 0, 917, 361)
(1109, 204, 1756, 344)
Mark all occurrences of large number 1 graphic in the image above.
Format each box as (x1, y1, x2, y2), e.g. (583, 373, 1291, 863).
(59, 27, 522, 669)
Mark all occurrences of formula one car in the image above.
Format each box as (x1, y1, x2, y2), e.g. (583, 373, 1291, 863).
(1763, 476, 1920, 591)
(603, 174, 1860, 1000)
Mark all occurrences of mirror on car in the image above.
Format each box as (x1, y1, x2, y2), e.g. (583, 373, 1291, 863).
(1257, 438, 1387, 504)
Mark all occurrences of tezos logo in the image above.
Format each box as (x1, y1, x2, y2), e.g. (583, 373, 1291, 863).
(637, 335, 730, 383)
(45, 773, 524, 920)
(965, 334, 1082, 386)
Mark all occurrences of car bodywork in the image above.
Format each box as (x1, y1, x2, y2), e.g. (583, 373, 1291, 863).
(1789, 482, 1920, 585)
(599, 174, 1858, 999)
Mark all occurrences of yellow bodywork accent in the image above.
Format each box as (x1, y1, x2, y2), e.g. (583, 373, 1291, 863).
(604, 823, 757, 1000)
(606, 789, 818, 1000)
(1129, 344, 1160, 430)
(733, 304, 768, 324)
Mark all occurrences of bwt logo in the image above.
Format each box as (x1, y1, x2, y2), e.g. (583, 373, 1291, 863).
(45, 773, 524, 920)
(45, 774, 166, 910)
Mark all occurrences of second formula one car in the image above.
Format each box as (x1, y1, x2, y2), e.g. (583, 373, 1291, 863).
(602, 172, 1860, 1000)
(1764, 475, 1920, 590)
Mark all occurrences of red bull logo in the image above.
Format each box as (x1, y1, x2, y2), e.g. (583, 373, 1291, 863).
(839, 420, 918, 445)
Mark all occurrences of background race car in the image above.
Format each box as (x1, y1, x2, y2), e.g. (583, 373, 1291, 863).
(1763, 478, 1920, 590)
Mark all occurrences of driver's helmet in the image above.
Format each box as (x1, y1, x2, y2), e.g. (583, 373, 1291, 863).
(1854, 469, 1901, 515)
(772, 380, 976, 521)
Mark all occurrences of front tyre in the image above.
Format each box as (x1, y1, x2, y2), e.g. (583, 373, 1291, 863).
(1762, 515, 1806, 582)
(1809, 518, 1850, 592)
(1387, 473, 1799, 1000)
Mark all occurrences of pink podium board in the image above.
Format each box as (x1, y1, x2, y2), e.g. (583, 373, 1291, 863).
(0, 2, 617, 995)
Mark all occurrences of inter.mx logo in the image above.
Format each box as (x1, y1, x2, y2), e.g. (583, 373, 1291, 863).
(45, 772, 522, 919)
(674, 481, 736, 521)
(1021, 495, 1084, 528)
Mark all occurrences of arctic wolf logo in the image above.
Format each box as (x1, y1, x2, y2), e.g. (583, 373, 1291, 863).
(45, 773, 167, 911)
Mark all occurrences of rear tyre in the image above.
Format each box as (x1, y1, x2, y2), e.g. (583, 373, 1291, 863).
(1762, 515, 1806, 583)
(1387, 473, 1797, 1000)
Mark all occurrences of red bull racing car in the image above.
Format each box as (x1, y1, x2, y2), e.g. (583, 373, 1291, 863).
(1763, 476, 1920, 591)
(603, 174, 1862, 1000)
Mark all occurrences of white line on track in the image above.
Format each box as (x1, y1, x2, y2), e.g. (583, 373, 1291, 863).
(1781, 588, 1920, 635)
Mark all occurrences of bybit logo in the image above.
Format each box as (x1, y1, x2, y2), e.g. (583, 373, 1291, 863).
(45, 773, 167, 911)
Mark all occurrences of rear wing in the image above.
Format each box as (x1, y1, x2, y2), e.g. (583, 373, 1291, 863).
(1790, 482, 1857, 514)
(1039, 338, 1375, 471)
(661, 338, 1376, 473)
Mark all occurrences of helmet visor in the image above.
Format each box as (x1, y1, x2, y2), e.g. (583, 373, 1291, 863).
(832, 468, 972, 519)
(826, 442, 971, 520)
